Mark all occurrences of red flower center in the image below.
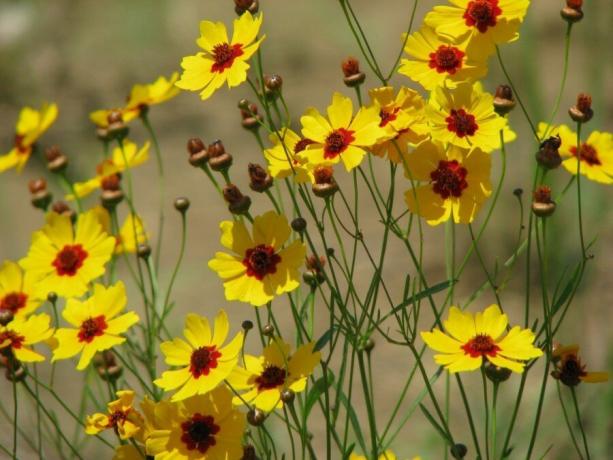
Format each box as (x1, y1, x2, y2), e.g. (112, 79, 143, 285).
(52, 244, 88, 277)
(181, 413, 220, 453)
(324, 128, 355, 159)
(379, 107, 401, 128)
(462, 334, 501, 358)
(189, 346, 222, 378)
(107, 410, 128, 428)
(255, 365, 287, 391)
(294, 138, 315, 154)
(211, 43, 244, 73)
(78, 315, 108, 343)
(463, 0, 502, 33)
(0, 331, 25, 349)
(14, 135, 29, 155)
(445, 108, 478, 138)
(243, 244, 281, 281)
(431, 160, 469, 199)
(570, 143, 601, 166)
(429, 46, 465, 74)
(0, 292, 28, 315)
(557, 354, 588, 387)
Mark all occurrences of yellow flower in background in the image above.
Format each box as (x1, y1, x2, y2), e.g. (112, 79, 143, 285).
(404, 140, 492, 225)
(20, 212, 115, 299)
(155, 311, 243, 402)
(208, 211, 305, 307)
(85, 390, 143, 439)
(91, 206, 149, 254)
(398, 26, 488, 91)
(425, 0, 530, 55)
(228, 338, 320, 412)
(350, 451, 421, 460)
(551, 344, 609, 386)
(0, 261, 43, 319)
(125, 73, 181, 113)
(113, 445, 142, 460)
(89, 108, 139, 130)
(176, 12, 265, 101)
(537, 123, 613, 184)
(52, 282, 139, 370)
(0, 313, 53, 362)
(0, 103, 58, 173)
(368, 86, 427, 163)
(426, 83, 512, 152)
(264, 128, 315, 183)
(422, 305, 542, 373)
(145, 388, 245, 460)
(299, 92, 387, 171)
(70, 140, 150, 199)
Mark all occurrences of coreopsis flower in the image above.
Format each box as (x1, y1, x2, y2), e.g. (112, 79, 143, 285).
(404, 140, 492, 225)
(398, 26, 488, 91)
(20, 212, 116, 299)
(113, 445, 142, 460)
(176, 12, 265, 101)
(537, 123, 613, 184)
(125, 73, 181, 114)
(299, 92, 387, 171)
(90, 108, 139, 130)
(0, 103, 58, 173)
(421, 304, 543, 373)
(145, 388, 246, 459)
(263, 128, 314, 183)
(154, 311, 243, 402)
(350, 451, 421, 460)
(91, 206, 149, 254)
(551, 344, 609, 386)
(426, 83, 512, 152)
(0, 313, 53, 362)
(368, 86, 428, 163)
(208, 211, 305, 307)
(52, 282, 139, 370)
(0, 261, 43, 319)
(70, 140, 150, 199)
(85, 390, 144, 439)
(228, 338, 320, 412)
(425, 0, 530, 55)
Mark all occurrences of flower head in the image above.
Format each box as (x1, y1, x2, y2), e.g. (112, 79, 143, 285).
(228, 338, 320, 412)
(404, 140, 492, 225)
(52, 282, 139, 370)
(422, 305, 543, 373)
(20, 212, 116, 298)
(0, 261, 43, 319)
(86, 390, 144, 439)
(125, 73, 181, 113)
(145, 388, 246, 460)
(299, 92, 387, 171)
(0, 313, 53, 362)
(208, 211, 305, 307)
(155, 311, 243, 402)
(176, 12, 265, 101)
(90, 108, 138, 130)
(91, 206, 149, 255)
(0, 103, 58, 173)
(263, 128, 315, 183)
(551, 344, 609, 386)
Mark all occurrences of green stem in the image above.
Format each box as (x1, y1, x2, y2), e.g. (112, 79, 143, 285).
(571, 387, 591, 460)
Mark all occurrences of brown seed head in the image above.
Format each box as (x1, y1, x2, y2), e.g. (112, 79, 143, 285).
(569, 92, 593, 122)
(533, 185, 552, 204)
(107, 110, 123, 125)
(235, 0, 259, 15)
(51, 201, 75, 219)
(264, 74, 283, 92)
(223, 184, 252, 215)
(208, 140, 233, 171)
(313, 165, 334, 185)
(101, 174, 121, 191)
(341, 57, 361, 78)
(187, 137, 209, 167)
(248, 163, 273, 192)
(305, 254, 326, 272)
(493, 84, 516, 115)
(576, 93, 592, 114)
(536, 135, 562, 169)
(566, 0, 582, 9)
(28, 178, 47, 194)
(44, 146, 62, 162)
(531, 186, 556, 217)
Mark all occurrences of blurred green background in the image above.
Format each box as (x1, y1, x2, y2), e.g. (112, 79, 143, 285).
(0, 0, 611, 458)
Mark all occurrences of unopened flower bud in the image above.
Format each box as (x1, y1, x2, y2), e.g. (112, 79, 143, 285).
(45, 146, 68, 173)
(98, 364, 123, 382)
(174, 197, 191, 213)
(262, 324, 274, 336)
(106, 110, 129, 140)
(341, 57, 366, 87)
(280, 389, 295, 404)
(531, 185, 556, 217)
(360, 338, 375, 353)
(450, 443, 468, 459)
(493, 84, 516, 115)
(536, 135, 562, 169)
(28, 178, 52, 211)
(513, 188, 523, 197)
(51, 201, 76, 221)
(291, 217, 307, 233)
(187, 137, 209, 167)
(137, 244, 151, 259)
(234, 0, 259, 15)
(248, 163, 273, 192)
(561, 0, 583, 22)
(208, 140, 233, 171)
(569, 93, 593, 123)
(303, 254, 326, 286)
(241, 320, 254, 331)
(484, 362, 512, 383)
(223, 184, 252, 215)
(312, 165, 338, 198)
(264, 74, 283, 92)
(0, 310, 14, 326)
(5, 363, 26, 382)
(47, 292, 58, 304)
(100, 174, 124, 208)
(247, 408, 266, 426)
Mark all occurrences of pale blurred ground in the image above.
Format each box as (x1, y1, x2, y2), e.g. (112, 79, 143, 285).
(0, 0, 611, 459)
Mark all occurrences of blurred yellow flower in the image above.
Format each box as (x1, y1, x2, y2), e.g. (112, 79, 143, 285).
(125, 73, 181, 113)
(0, 261, 43, 319)
(176, 12, 265, 101)
(264, 128, 315, 183)
(552, 344, 609, 386)
(0, 313, 53, 362)
(350, 451, 421, 460)
(85, 390, 143, 439)
(90, 206, 149, 255)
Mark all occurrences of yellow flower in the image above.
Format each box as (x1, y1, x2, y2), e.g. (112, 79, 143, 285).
(52, 282, 139, 370)
(70, 140, 150, 199)
(228, 338, 320, 412)
(176, 12, 265, 101)
(404, 140, 492, 225)
(85, 390, 143, 439)
(398, 26, 488, 91)
(426, 82, 512, 152)
(113, 445, 142, 460)
(145, 388, 245, 460)
(551, 344, 609, 386)
(0, 313, 53, 362)
(155, 311, 243, 402)
(125, 73, 181, 113)
(425, 0, 530, 54)
(0, 103, 58, 173)
(368, 86, 428, 163)
(350, 451, 421, 460)
(422, 305, 543, 373)
(20, 212, 116, 299)
(89, 108, 139, 130)
(299, 92, 387, 171)
(208, 211, 305, 307)
(90, 206, 149, 254)
(264, 128, 315, 183)
(0, 261, 43, 318)
(537, 123, 613, 184)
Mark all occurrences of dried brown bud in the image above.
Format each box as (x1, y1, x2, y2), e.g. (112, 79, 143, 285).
(305, 254, 326, 272)
(235, 0, 259, 15)
(569, 93, 593, 123)
(5, 362, 26, 382)
(312, 165, 338, 198)
(264, 74, 283, 92)
(107, 110, 123, 125)
(247, 408, 266, 426)
(101, 174, 121, 191)
(561, 0, 583, 22)
(45, 146, 68, 173)
(241, 445, 260, 460)
(493, 84, 516, 115)
(187, 137, 209, 167)
(28, 178, 47, 194)
(51, 201, 75, 220)
(29, 178, 52, 211)
(241, 103, 263, 131)
(536, 135, 562, 169)
(248, 163, 273, 192)
(532, 185, 556, 217)
(303, 254, 326, 286)
(106, 110, 129, 140)
(223, 184, 252, 215)
(100, 174, 124, 208)
(208, 140, 233, 171)
(341, 57, 366, 87)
